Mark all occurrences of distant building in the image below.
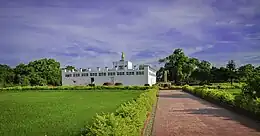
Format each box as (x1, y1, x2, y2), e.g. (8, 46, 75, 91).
(61, 53, 157, 86)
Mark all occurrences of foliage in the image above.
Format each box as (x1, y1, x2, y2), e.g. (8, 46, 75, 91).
(242, 72, 260, 98)
(0, 90, 142, 136)
(0, 85, 154, 91)
(83, 88, 158, 136)
(226, 60, 237, 85)
(157, 49, 260, 85)
(64, 65, 75, 71)
(183, 85, 260, 119)
(103, 82, 114, 86)
(0, 58, 61, 88)
(114, 83, 123, 86)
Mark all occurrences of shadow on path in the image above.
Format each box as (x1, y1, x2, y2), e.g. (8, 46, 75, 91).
(158, 91, 218, 107)
(170, 102, 260, 132)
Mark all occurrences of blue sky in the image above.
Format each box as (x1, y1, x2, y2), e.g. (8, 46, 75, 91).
(1, 0, 260, 68)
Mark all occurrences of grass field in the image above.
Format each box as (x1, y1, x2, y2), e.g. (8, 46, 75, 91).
(0, 90, 143, 136)
(222, 88, 242, 95)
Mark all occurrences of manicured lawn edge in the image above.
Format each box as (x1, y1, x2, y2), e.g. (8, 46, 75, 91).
(142, 93, 158, 136)
(81, 88, 159, 136)
(182, 85, 260, 122)
(0, 86, 154, 91)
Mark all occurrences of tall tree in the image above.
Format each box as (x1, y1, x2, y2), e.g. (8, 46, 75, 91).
(159, 48, 189, 84)
(191, 60, 212, 84)
(226, 60, 236, 85)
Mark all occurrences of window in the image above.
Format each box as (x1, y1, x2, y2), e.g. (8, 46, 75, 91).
(136, 71, 144, 75)
(81, 73, 88, 76)
(65, 74, 72, 77)
(90, 73, 97, 76)
(73, 73, 80, 77)
(126, 72, 134, 75)
(99, 72, 107, 76)
(108, 72, 115, 76)
(117, 72, 125, 76)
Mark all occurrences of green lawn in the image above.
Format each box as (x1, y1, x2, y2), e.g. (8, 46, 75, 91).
(222, 88, 242, 95)
(0, 90, 142, 136)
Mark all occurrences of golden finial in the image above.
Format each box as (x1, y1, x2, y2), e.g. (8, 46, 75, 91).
(121, 52, 125, 60)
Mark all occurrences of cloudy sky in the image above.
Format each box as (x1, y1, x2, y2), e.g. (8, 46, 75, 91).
(1, 0, 260, 68)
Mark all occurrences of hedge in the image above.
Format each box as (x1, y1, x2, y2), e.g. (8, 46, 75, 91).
(81, 88, 158, 136)
(182, 85, 260, 120)
(0, 85, 155, 91)
(197, 84, 242, 89)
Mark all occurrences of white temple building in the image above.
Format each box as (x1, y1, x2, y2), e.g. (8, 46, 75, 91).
(61, 53, 157, 86)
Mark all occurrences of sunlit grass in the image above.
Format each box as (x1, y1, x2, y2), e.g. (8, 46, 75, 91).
(0, 90, 142, 136)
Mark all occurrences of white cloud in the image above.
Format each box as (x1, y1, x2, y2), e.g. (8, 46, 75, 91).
(1, 0, 260, 67)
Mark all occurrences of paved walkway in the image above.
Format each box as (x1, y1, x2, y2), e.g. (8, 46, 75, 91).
(152, 90, 260, 136)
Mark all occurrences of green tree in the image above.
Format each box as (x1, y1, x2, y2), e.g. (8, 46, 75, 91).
(159, 48, 189, 84)
(226, 60, 236, 85)
(0, 64, 15, 87)
(65, 65, 75, 71)
(238, 64, 255, 82)
(156, 67, 165, 82)
(191, 60, 211, 84)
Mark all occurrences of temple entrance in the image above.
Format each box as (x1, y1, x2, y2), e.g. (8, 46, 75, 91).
(91, 77, 95, 84)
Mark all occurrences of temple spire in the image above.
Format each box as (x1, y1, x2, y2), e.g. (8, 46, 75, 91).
(121, 52, 125, 61)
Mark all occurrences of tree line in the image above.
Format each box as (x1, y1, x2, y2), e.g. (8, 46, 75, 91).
(0, 59, 61, 87)
(157, 49, 260, 85)
(0, 48, 260, 88)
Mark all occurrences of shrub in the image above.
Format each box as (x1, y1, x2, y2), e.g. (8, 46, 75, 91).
(82, 88, 158, 136)
(103, 82, 114, 86)
(242, 74, 260, 98)
(88, 84, 95, 87)
(183, 85, 260, 120)
(0, 85, 155, 91)
(144, 84, 150, 86)
(115, 83, 123, 86)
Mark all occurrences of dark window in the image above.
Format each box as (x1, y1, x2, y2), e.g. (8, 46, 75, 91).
(82, 73, 88, 76)
(65, 74, 72, 77)
(73, 73, 80, 77)
(136, 71, 144, 75)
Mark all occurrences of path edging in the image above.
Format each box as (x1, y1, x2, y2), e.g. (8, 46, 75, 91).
(182, 89, 260, 122)
(142, 92, 159, 136)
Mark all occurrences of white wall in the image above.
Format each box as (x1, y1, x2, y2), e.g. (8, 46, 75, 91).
(148, 67, 157, 86)
(62, 70, 147, 86)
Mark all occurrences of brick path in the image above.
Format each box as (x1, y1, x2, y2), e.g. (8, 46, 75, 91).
(152, 90, 260, 136)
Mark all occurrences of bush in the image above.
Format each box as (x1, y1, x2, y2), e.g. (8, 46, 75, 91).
(88, 84, 95, 87)
(82, 88, 158, 136)
(144, 84, 150, 86)
(0, 85, 155, 91)
(103, 82, 114, 86)
(242, 74, 260, 98)
(115, 83, 123, 86)
(183, 85, 260, 120)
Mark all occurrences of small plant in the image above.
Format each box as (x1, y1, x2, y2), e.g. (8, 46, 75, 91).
(103, 82, 114, 86)
(115, 83, 123, 86)
(144, 84, 150, 86)
(88, 84, 95, 87)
